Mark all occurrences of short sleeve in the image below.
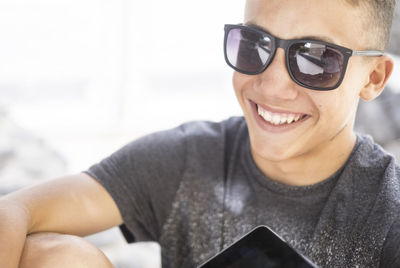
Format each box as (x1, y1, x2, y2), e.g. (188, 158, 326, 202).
(85, 124, 187, 242)
(380, 217, 400, 267)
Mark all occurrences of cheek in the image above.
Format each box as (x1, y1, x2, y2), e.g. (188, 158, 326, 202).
(232, 72, 252, 102)
(233, 72, 245, 91)
(310, 59, 366, 121)
(232, 72, 240, 91)
(308, 90, 343, 119)
(310, 95, 334, 125)
(310, 88, 359, 133)
(340, 59, 370, 97)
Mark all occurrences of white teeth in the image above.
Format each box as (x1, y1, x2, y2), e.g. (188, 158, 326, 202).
(257, 105, 264, 116)
(287, 115, 295, 124)
(264, 110, 272, 121)
(257, 105, 305, 125)
(272, 115, 281, 125)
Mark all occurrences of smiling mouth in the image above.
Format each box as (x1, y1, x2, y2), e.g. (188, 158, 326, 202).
(255, 104, 309, 126)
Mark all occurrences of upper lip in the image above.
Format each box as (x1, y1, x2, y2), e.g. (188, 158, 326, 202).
(251, 100, 309, 116)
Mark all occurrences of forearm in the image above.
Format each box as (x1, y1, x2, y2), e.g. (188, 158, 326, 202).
(0, 199, 31, 268)
(0, 173, 122, 267)
(14, 174, 122, 236)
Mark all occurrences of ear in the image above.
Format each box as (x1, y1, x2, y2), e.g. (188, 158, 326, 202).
(359, 55, 394, 101)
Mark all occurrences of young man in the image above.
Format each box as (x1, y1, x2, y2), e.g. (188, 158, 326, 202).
(0, 0, 398, 267)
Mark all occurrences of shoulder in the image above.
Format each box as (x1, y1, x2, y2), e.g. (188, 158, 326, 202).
(172, 116, 246, 153)
(116, 116, 245, 153)
(352, 134, 400, 180)
(380, 216, 400, 267)
(177, 116, 247, 169)
(106, 116, 247, 170)
(343, 134, 400, 222)
(134, 116, 245, 143)
(335, 135, 400, 267)
(179, 116, 246, 139)
(352, 135, 400, 206)
(354, 134, 397, 166)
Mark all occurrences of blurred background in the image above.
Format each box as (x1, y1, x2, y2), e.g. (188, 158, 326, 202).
(0, 1, 399, 267)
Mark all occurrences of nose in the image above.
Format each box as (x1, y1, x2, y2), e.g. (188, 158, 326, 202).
(253, 48, 299, 101)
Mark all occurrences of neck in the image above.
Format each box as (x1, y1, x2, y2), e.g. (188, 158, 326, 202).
(251, 129, 357, 186)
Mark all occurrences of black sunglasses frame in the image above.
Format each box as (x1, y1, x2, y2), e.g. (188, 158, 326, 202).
(224, 24, 384, 91)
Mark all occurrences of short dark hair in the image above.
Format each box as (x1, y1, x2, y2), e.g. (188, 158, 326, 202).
(345, 0, 396, 50)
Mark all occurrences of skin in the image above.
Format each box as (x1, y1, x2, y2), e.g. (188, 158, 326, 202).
(236, 0, 394, 186)
(0, 174, 122, 267)
(19, 232, 114, 268)
(0, 0, 394, 267)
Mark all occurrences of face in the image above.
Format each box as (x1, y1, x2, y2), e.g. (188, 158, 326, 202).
(236, 0, 372, 162)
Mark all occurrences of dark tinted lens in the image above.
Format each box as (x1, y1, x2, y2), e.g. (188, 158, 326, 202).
(226, 27, 273, 73)
(288, 42, 344, 89)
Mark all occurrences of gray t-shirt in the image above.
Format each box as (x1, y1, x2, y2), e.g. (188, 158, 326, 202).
(86, 116, 400, 268)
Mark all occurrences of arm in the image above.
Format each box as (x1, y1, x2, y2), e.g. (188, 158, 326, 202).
(0, 173, 122, 268)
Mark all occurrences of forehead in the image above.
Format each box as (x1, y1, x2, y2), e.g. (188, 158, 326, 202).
(244, 0, 367, 49)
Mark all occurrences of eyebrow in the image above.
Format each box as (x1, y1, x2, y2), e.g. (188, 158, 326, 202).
(245, 22, 337, 44)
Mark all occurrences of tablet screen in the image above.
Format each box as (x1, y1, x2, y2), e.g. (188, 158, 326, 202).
(197, 226, 318, 268)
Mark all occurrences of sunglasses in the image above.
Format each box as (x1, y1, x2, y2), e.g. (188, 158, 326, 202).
(224, 24, 384, 91)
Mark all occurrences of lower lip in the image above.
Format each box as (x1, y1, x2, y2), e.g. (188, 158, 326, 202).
(250, 100, 310, 133)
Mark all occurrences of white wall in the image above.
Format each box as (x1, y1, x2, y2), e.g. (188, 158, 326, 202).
(0, 0, 244, 172)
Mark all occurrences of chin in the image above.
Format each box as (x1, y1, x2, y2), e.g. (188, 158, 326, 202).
(251, 139, 295, 162)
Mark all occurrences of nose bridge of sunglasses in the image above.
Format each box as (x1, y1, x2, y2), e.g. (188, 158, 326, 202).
(272, 38, 292, 66)
(259, 48, 293, 84)
(266, 43, 286, 70)
(275, 38, 292, 50)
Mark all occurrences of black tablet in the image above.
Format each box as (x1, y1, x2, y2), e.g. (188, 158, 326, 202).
(197, 225, 318, 268)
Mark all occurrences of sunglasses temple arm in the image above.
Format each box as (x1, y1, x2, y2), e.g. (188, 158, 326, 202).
(352, 50, 385, 57)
